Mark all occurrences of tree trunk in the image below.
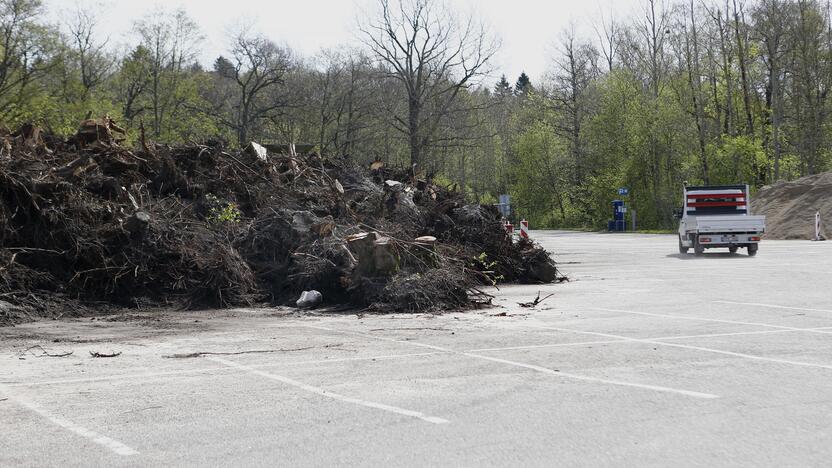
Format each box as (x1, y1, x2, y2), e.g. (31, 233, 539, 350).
(152, 70, 161, 138)
(733, 0, 755, 136)
(408, 96, 421, 166)
(715, 9, 735, 135)
(767, 50, 783, 181)
(238, 101, 249, 148)
(686, 0, 709, 184)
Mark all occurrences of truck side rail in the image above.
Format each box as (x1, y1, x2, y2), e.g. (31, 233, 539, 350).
(685, 184, 747, 191)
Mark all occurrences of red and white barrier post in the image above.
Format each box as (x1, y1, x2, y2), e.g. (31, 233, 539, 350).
(519, 219, 529, 239)
(504, 220, 514, 236)
(816, 211, 822, 241)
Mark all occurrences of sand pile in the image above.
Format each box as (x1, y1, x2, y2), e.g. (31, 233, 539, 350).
(751, 172, 832, 240)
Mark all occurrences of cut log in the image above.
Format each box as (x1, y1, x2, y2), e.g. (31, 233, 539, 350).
(347, 232, 399, 277)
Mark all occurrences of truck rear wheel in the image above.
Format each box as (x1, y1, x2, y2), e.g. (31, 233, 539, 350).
(678, 236, 689, 254)
(748, 244, 758, 257)
(694, 236, 705, 256)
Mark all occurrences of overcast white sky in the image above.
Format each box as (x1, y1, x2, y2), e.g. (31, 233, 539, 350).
(45, 0, 645, 85)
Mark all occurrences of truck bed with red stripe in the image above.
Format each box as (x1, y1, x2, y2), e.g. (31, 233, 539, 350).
(677, 184, 766, 254)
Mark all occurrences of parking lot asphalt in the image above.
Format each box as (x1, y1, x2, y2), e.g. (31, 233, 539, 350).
(2, 231, 831, 467)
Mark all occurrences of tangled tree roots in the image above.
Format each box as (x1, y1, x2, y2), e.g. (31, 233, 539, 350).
(0, 120, 559, 324)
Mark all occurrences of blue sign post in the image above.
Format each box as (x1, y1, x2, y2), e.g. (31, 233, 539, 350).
(612, 200, 626, 231)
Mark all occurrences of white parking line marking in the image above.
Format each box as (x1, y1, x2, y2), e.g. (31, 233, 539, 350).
(14, 323, 832, 390)
(468, 327, 832, 353)
(207, 356, 449, 424)
(714, 300, 832, 314)
(306, 326, 719, 399)
(655, 327, 832, 340)
(468, 339, 627, 352)
(468, 354, 718, 399)
(269, 351, 443, 368)
(2, 367, 233, 387)
(3, 352, 443, 388)
(530, 325, 832, 371)
(0, 385, 138, 456)
(589, 307, 832, 334)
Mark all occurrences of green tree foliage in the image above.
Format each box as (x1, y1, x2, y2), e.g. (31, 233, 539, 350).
(500, 0, 832, 230)
(0, 0, 59, 124)
(116, 45, 153, 126)
(511, 119, 574, 227)
(2, 0, 832, 232)
(514, 72, 532, 96)
(495, 75, 512, 97)
(133, 8, 209, 141)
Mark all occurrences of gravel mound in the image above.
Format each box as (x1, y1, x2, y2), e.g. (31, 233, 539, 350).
(751, 172, 832, 240)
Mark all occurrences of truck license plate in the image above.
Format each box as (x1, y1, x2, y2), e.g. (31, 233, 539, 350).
(725, 235, 737, 242)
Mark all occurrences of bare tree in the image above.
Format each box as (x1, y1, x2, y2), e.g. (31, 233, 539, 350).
(676, 0, 710, 183)
(550, 27, 599, 183)
(732, 0, 755, 136)
(360, 0, 499, 167)
(134, 8, 202, 138)
(790, 0, 831, 175)
(594, 9, 619, 72)
(636, 0, 671, 99)
(704, 1, 737, 135)
(627, 0, 673, 219)
(116, 45, 151, 125)
(753, 0, 791, 180)
(65, 5, 112, 97)
(216, 31, 291, 146)
(312, 49, 381, 157)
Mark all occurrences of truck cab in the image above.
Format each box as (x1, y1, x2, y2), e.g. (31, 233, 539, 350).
(677, 184, 765, 256)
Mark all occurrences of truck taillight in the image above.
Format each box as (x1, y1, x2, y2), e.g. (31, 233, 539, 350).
(700, 237, 711, 243)
(750, 236, 760, 241)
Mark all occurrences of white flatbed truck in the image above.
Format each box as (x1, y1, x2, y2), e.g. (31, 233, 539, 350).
(677, 184, 765, 256)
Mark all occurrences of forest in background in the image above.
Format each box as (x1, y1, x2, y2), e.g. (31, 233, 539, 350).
(2, 0, 831, 229)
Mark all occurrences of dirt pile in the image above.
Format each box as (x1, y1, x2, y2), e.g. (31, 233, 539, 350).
(0, 120, 559, 324)
(751, 172, 832, 240)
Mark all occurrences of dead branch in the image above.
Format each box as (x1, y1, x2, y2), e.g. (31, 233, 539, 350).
(518, 291, 555, 308)
(20, 345, 73, 358)
(161, 343, 344, 359)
